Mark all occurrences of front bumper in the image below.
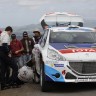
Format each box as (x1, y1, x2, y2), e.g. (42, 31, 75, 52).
(44, 60, 96, 83)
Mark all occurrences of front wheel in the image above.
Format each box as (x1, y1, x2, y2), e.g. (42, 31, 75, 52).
(40, 63, 50, 92)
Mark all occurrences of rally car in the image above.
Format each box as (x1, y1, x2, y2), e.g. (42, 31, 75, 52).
(32, 25, 96, 92)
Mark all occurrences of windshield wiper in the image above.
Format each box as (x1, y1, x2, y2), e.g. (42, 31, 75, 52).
(64, 45, 78, 49)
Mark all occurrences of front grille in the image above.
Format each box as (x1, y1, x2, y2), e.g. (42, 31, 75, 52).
(69, 62, 96, 74)
(65, 72, 76, 79)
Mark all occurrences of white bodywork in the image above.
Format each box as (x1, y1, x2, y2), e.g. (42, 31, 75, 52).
(33, 26, 96, 83)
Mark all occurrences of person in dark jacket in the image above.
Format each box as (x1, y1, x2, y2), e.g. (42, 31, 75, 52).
(33, 30, 41, 44)
(21, 31, 34, 65)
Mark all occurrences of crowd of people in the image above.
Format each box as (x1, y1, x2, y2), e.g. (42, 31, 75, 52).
(0, 26, 41, 90)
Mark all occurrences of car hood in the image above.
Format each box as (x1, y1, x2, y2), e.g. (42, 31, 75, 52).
(50, 43, 96, 61)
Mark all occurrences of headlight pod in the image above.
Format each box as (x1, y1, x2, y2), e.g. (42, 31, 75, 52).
(47, 49, 66, 61)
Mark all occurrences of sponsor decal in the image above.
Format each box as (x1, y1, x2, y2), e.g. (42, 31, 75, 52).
(62, 70, 66, 75)
(51, 64, 54, 67)
(59, 48, 96, 54)
(46, 61, 59, 64)
(75, 79, 96, 82)
(54, 64, 64, 67)
(85, 53, 89, 57)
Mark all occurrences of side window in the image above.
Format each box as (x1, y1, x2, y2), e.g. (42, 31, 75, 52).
(39, 30, 48, 48)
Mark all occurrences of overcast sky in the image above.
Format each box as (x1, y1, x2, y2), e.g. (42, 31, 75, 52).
(0, 0, 96, 27)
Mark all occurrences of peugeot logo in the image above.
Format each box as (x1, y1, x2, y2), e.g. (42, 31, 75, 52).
(85, 53, 89, 57)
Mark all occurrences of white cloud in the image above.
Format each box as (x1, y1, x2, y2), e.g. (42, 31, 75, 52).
(18, 0, 48, 5)
(0, 0, 17, 4)
(0, 0, 11, 3)
(30, 5, 40, 10)
(17, 0, 49, 9)
(0, 0, 18, 7)
(0, 0, 96, 27)
(17, 0, 96, 10)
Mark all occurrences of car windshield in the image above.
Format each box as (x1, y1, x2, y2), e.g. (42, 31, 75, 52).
(49, 32, 96, 43)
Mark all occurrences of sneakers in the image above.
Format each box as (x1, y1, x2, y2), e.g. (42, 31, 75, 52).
(1, 84, 11, 90)
(12, 83, 21, 88)
(1, 83, 21, 90)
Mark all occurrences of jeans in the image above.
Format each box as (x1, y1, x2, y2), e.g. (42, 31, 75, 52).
(22, 54, 32, 65)
(13, 56, 23, 69)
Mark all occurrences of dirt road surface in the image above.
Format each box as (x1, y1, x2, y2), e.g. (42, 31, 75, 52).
(1, 83, 96, 96)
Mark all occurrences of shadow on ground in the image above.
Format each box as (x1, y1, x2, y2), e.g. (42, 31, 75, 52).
(47, 82, 96, 93)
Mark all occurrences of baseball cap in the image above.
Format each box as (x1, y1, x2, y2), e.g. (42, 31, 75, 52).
(11, 34, 16, 39)
(33, 30, 40, 35)
(23, 31, 28, 37)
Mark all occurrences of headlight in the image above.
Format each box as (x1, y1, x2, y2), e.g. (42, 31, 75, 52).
(47, 49, 66, 61)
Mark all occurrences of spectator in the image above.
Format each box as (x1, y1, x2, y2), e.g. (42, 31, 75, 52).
(32, 30, 41, 83)
(0, 30, 1, 34)
(0, 26, 20, 90)
(94, 27, 96, 32)
(10, 34, 24, 69)
(0, 29, 2, 46)
(33, 30, 41, 44)
(21, 31, 34, 65)
(0, 29, 10, 86)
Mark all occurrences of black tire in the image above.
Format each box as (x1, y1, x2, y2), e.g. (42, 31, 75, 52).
(40, 63, 50, 92)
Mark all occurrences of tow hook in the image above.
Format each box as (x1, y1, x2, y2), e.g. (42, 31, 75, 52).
(52, 73, 60, 78)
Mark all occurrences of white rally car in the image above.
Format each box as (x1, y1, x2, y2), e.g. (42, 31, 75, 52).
(32, 26, 96, 92)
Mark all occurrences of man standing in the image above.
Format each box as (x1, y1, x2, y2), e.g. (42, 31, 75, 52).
(10, 34, 24, 69)
(0, 26, 19, 90)
(32, 30, 41, 83)
(21, 31, 34, 65)
(33, 30, 41, 44)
